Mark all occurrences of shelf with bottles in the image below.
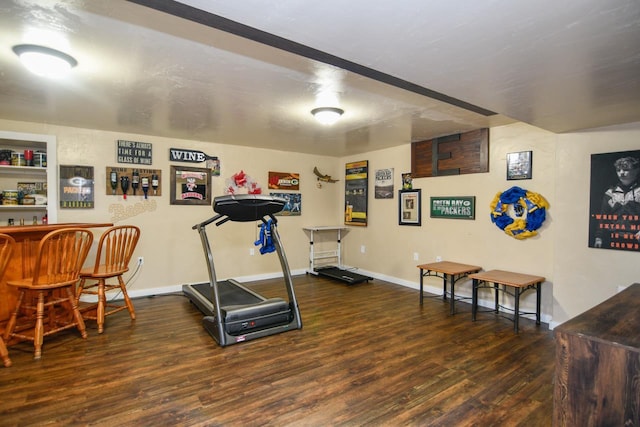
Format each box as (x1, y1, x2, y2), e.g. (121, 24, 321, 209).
(0, 130, 57, 224)
(0, 210, 48, 227)
(106, 166, 162, 198)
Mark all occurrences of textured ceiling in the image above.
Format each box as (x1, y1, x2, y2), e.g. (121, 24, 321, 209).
(0, 0, 638, 156)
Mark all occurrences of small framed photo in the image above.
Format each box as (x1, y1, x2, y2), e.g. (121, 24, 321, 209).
(402, 172, 413, 189)
(170, 165, 211, 205)
(399, 189, 421, 226)
(507, 151, 533, 180)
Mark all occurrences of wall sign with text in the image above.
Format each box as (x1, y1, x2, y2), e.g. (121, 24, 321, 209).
(117, 140, 152, 165)
(430, 196, 475, 220)
(268, 171, 300, 190)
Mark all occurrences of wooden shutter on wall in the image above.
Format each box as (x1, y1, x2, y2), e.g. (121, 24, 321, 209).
(411, 128, 489, 178)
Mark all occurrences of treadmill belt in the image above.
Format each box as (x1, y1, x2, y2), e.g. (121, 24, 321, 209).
(192, 281, 262, 306)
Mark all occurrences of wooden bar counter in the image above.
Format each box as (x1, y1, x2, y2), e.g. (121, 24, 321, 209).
(553, 283, 640, 426)
(0, 222, 112, 323)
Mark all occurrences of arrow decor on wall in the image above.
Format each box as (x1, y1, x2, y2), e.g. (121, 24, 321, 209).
(169, 148, 217, 163)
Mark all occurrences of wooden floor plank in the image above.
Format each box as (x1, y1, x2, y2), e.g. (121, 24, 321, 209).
(0, 275, 554, 426)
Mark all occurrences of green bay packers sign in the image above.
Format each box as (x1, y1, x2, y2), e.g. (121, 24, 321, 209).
(268, 171, 300, 191)
(430, 196, 475, 220)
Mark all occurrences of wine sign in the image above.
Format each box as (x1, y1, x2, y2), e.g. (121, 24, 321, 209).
(169, 148, 217, 163)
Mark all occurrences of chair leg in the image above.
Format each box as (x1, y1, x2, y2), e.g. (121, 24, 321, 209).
(75, 277, 86, 306)
(0, 337, 11, 367)
(34, 291, 45, 359)
(66, 288, 87, 339)
(118, 276, 136, 320)
(97, 279, 106, 333)
(3, 290, 24, 341)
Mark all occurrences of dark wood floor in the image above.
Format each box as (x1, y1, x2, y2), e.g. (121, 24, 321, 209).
(0, 274, 555, 426)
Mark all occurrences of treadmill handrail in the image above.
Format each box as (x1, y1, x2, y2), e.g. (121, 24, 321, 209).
(192, 214, 224, 230)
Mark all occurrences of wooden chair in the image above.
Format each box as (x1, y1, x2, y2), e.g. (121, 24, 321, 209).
(76, 225, 140, 333)
(4, 228, 93, 359)
(0, 234, 16, 367)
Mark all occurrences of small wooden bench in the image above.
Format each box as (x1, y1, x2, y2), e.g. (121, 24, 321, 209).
(469, 269, 545, 333)
(417, 261, 482, 315)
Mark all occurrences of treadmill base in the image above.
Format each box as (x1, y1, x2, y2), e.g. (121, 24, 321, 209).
(315, 266, 372, 285)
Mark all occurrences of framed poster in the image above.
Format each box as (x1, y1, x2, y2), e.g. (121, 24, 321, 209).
(507, 151, 532, 180)
(588, 150, 640, 252)
(399, 189, 421, 226)
(374, 168, 394, 199)
(270, 192, 301, 216)
(345, 160, 368, 226)
(59, 165, 94, 209)
(170, 165, 211, 205)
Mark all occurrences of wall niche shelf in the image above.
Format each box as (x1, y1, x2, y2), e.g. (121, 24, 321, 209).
(0, 130, 57, 225)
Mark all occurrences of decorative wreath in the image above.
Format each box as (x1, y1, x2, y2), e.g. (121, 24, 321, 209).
(490, 186, 549, 240)
(224, 170, 262, 195)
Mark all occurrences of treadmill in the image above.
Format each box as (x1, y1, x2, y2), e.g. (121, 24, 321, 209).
(182, 194, 302, 346)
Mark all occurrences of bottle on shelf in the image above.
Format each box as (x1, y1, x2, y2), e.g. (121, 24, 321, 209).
(151, 174, 159, 195)
(110, 171, 118, 195)
(131, 170, 140, 196)
(141, 176, 150, 199)
(120, 175, 129, 200)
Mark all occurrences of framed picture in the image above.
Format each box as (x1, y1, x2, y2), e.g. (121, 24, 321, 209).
(170, 165, 211, 205)
(402, 172, 413, 189)
(270, 192, 301, 216)
(345, 160, 368, 226)
(588, 149, 640, 252)
(507, 151, 533, 180)
(374, 168, 394, 199)
(60, 165, 94, 209)
(399, 189, 421, 226)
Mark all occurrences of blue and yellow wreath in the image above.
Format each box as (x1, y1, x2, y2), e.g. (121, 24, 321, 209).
(490, 186, 549, 240)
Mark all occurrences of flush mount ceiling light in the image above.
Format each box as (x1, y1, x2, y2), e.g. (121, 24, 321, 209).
(12, 44, 77, 78)
(311, 107, 344, 125)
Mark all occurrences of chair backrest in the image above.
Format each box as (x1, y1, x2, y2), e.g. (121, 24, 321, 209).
(0, 233, 15, 279)
(32, 228, 94, 287)
(91, 225, 140, 274)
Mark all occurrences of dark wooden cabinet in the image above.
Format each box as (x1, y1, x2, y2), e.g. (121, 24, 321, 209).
(553, 283, 640, 426)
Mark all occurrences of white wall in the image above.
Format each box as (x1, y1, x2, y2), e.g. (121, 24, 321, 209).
(2, 117, 638, 327)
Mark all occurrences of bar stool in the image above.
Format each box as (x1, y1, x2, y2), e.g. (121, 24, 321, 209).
(76, 225, 140, 333)
(0, 234, 16, 367)
(4, 228, 93, 359)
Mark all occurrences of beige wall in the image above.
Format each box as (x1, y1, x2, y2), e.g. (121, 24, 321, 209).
(1, 118, 638, 327)
(552, 122, 640, 325)
(341, 123, 557, 323)
(0, 118, 340, 294)
(340, 121, 639, 327)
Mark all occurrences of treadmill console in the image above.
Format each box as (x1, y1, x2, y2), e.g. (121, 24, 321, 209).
(213, 194, 286, 222)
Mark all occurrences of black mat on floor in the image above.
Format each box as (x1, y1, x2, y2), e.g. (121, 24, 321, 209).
(315, 266, 372, 285)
